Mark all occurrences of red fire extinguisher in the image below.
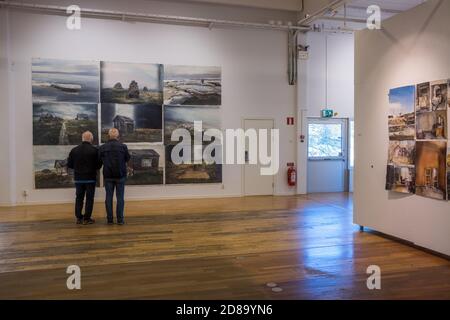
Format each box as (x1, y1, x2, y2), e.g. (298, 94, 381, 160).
(288, 166, 296, 187)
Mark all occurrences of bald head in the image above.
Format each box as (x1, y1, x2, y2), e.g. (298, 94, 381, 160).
(82, 131, 94, 143)
(108, 128, 120, 140)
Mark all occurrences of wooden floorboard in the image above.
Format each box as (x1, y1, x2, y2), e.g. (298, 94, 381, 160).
(0, 193, 448, 299)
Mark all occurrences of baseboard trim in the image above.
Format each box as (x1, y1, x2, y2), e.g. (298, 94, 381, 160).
(363, 227, 450, 261)
(5, 193, 244, 207)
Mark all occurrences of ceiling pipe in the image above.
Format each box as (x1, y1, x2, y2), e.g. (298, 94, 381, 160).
(317, 16, 366, 24)
(297, 0, 352, 26)
(0, 1, 311, 32)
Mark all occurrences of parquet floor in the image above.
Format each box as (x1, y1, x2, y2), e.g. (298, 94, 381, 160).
(0, 193, 448, 299)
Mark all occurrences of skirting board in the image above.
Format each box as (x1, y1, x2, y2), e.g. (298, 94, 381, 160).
(1, 193, 244, 207)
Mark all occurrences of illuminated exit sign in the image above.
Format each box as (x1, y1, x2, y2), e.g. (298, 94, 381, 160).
(321, 109, 334, 118)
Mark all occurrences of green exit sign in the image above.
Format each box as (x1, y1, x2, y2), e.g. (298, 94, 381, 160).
(321, 109, 334, 118)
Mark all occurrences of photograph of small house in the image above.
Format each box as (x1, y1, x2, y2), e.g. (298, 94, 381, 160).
(32, 58, 99, 103)
(415, 141, 447, 200)
(388, 85, 415, 140)
(430, 80, 448, 111)
(101, 103, 162, 143)
(388, 141, 416, 166)
(164, 65, 221, 105)
(33, 103, 98, 145)
(126, 145, 164, 185)
(416, 82, 431, 113)
(165, 144, 222, 184)
(416, 110, 447, 140)
(164, 105, 221, 145)
(385, 165, 415, 194)
(101, 62, 163, 105)
(34, 146, 75, 189)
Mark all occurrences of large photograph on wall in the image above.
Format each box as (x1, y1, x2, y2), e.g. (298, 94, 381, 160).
(101, 103, 162, 143)
(33, 103, 98, 145)
(100, 62, 163, 105)
(31, 58, 225, 188)
(164, 105, 221, 145)
(385, 141, 416, 194)
(415, 141, 447, 200)
(430, 79, 448, 111)
(34, 145, 75, 189)
(164, 65, 221, 106)
(416, 109, 447, 140)
(126, 145, 164, 185)
(165, 144, 222, 184)
(32, 59, 99, 103)
(388, 85, 415, 140)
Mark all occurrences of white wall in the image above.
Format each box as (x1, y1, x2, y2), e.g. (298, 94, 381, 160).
(297, 31, 355, 194)
(0, 9, 12, 205)
(0, 3, 298, 205)
(354, 0, 450, 255)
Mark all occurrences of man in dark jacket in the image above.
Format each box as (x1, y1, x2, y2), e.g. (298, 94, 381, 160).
(67, 131, 101, 225)
(99, 128, 130, 225)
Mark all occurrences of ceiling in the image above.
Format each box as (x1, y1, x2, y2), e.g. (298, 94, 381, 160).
(310, 0, 427, 31)
(159, 0, 304, 12)
(158, 0, 427, 30)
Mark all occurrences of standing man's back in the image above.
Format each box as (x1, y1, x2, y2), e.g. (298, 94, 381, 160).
(99, 128, 130, 225)
(67, 131, 101, 225)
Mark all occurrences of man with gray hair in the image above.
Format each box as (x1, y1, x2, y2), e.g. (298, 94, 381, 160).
(99, 128, 130, 225)
(68, 131, 101, 225)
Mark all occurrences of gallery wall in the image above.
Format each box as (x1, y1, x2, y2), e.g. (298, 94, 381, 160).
(296, 31, 355, 194)
(354, 0, 450, 255)
(0, 9, 12, 205)
(0, 3, 297, 205)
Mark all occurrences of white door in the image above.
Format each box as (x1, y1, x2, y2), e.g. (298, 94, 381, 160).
(307, 118, 348, 193)
(244, 119, 274, 196)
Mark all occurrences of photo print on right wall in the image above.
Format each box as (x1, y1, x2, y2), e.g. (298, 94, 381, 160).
(386, 85, 416, 194)
(386, 79, 450, 201)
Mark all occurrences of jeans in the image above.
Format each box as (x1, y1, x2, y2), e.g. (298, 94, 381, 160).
(104, 179, 126, 223)
(75, 183, 96, 220)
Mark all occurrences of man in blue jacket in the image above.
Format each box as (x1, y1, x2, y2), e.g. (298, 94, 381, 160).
(99, 128, 130, 225)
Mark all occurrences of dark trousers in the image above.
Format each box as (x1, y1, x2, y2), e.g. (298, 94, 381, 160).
(75, 183, 96, 220)
(104, 179, 125, 222)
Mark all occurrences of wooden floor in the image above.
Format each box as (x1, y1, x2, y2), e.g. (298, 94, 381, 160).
(0, 193, 448, 300)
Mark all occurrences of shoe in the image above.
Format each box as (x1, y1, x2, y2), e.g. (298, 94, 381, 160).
(76, 219, 83, 225)
(83, 218, 95, 225)
(117, 221, 125, 225)
(107, 220, 114, 225)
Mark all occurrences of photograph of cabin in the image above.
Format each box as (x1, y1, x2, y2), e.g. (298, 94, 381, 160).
(33, 103, 99, 145)
(101, 103, 162, 143)
(126, 146, 164, 185)
(33, 146, 75, 189)
(415, 141, 447, 200)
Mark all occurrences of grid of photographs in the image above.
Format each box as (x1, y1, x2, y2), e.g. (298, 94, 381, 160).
(32, 59, 222, 189)
(386, 80, 450, 201)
